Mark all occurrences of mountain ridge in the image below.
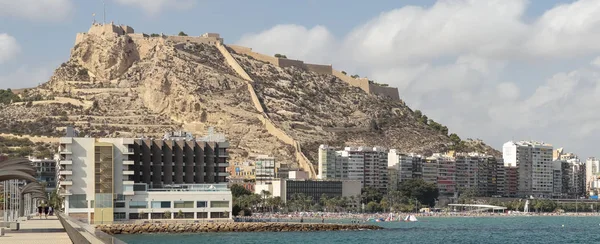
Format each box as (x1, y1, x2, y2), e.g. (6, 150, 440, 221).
(0, 24, 501, 177)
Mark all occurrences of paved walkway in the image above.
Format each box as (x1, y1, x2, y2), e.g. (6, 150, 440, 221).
(0, 216, 71, 244)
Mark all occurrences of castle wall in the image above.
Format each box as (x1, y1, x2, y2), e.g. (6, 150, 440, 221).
(121, 25, 134, 34)
(332, 69, 371, 92)
(305, 63, 332, 75)
(166, 36, 221, 45)
(228, 45, 279, 65)
(277, 58, 305, 69)
(369, 84, 400, 100)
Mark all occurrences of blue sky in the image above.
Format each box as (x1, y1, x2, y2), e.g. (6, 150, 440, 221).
(1, 0, 600, 159)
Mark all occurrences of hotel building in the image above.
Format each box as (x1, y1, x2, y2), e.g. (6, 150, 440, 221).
(58, 130, 232, 223)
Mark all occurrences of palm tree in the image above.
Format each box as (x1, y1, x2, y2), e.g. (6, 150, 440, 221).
(260, 190, 272, 212)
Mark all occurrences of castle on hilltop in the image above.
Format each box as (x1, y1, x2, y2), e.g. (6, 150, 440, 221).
(228, 45, 400, 100)
(74, 23, 399, 101)
(75, 23, 224, 46)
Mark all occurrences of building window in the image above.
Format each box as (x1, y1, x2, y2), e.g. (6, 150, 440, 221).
(175, 212, 195, 219)
(95, 193, 113, 208)
(210, 201, 229, 208)
(114, 212, 126, 220)
(115, 194, 125, 201)
(151, 201, 171, 208)
(129, 213, 147, 219)
(174, 201, 194, 208)
(123, 185, 134, 192)
(210, 212, 229, 218)
(133, 184, 147, 192)
(196, 201, 207, 208)
(197, 212, 208, 218)
(114, 202, 126, 208)
(129, 201, 147, 209)
(69, 194, 87, 209)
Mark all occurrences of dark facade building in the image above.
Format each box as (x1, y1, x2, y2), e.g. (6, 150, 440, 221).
(128, 138, 229, 188)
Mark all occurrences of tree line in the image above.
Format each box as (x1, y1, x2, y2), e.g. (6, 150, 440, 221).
(231, 179, 439, 216)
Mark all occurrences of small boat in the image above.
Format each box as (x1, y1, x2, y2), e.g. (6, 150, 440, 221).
(403, 215, 418, 222)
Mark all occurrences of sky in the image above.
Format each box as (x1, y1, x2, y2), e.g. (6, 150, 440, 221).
(1, 0, 600, 159)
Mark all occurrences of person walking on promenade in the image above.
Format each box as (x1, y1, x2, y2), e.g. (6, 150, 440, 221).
(44, 206, 49, 219)
(49, 206, 53, 216)
(37, 206, 43, 219)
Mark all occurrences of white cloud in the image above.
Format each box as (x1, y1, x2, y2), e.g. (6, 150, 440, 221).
(0, 65, 53, 89)
(235, 0, 600, 157)
(237, 25, 337, 64)
(113, 0, 197, 15)
(0, 0, 73, 21)
(525, 0, 600, 57)
(0, 33, 20, 64)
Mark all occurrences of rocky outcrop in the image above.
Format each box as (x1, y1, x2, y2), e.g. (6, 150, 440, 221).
(96, 222, 383, 234)
(71, 34, 139, 80)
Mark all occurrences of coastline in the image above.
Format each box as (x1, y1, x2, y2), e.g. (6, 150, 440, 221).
(97, 222, 383, 235)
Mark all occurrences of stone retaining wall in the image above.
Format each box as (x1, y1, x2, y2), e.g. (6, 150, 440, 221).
(97, 222, 382, 234)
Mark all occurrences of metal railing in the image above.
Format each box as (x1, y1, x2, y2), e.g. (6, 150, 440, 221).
(57, 212, 127, 244)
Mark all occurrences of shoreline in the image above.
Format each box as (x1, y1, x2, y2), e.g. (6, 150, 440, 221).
(97, 222, 383, 235)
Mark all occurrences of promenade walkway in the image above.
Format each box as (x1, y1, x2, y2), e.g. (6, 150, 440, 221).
(0, 216, 70, 244)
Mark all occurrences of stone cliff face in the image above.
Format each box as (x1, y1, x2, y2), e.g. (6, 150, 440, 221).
(0, 30, 500, 171)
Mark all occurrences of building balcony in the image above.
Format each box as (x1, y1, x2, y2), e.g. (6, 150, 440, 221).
(59, 150, 72, 155)
(123, 171, 135, 175)
(123, 181, 135, 185)
(60, 181, 73, 186)
(123, 160, 134, 165)
(59, 160, 72, 165)
(59, 137, 72, 144)
(58, 189, 72, 196)
(59, 170, 73, 176)
(124, 149, 134, 155)
(123, 190, 135, 196)
(123, 138, 134, 145)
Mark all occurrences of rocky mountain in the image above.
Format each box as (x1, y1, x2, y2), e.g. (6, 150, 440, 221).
(0, 25, 500, 176)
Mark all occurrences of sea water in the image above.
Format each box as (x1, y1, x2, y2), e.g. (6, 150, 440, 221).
(117, 217, 600, 244)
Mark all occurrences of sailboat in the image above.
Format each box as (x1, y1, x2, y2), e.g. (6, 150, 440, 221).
(403, 215, 418, 222)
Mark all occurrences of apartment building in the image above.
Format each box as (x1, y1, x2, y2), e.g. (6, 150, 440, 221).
(586, 157, 600, 196)
(318, 145, 348, 180)
(454, 153, 498, 197)
(254, 155, 276, 182)
(422, 157, 439, 186)
(503, 141, 554, 198)
(387, 150, 417, 190)
(58, 130, 232, 223)
(434, 154, 456, 196)
(318, 145, 388, 192)
(29, 157, 57, 193)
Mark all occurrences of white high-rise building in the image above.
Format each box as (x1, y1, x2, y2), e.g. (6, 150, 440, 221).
(318, 145, 388, 192)
(586, 157, 600, 196)
(387, 150, 415, 190)
(318, 145, 348, 180)
(503, 141, 553, 198)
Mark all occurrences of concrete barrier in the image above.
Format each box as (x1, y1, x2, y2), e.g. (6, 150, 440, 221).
(57, 212, 126, 244)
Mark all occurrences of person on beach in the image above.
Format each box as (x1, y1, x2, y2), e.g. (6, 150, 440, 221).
(44, 206, 49, 219)
(38, 206, 43, 219)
